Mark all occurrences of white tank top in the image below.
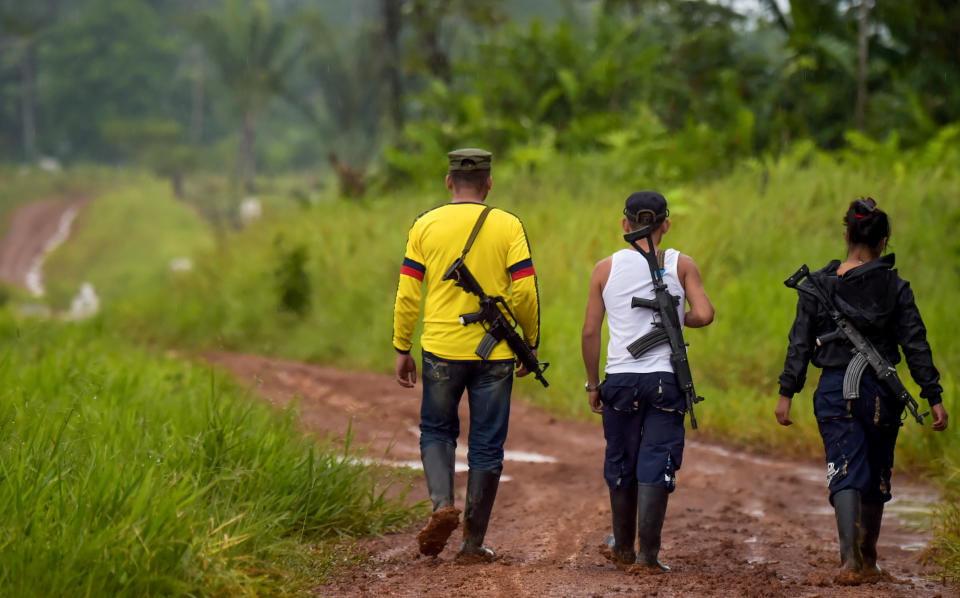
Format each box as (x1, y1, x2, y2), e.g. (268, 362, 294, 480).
(602, 248, 685, 374)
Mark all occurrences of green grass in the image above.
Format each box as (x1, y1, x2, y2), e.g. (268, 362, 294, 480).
(930, 445, 960, 584)
(0, 313, 422, 597)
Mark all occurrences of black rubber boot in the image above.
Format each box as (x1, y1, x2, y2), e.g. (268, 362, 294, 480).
(605, 483, 638, 565)
(833, 489, 863, 573)
(861, 502, 883, 573)
(416, 443, 460, 557)
(421, 442, 455, 510)
(636, 484, 670, 571)
(457, 469, 501, 562)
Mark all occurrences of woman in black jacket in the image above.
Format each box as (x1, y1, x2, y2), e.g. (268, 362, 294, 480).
(775, 198, 948, 581)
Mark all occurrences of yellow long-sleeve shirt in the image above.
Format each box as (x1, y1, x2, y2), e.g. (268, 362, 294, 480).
(392, 202, 540, 360)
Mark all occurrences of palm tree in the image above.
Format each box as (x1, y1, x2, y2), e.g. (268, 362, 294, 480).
(188, 0, 307, 190)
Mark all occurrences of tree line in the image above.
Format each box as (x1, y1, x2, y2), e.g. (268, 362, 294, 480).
(1, 0, 958, 191)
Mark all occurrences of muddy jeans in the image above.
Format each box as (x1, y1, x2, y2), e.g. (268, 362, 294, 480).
(600, 372, 686, 491)
(814, 368, 902, 505)
(419, 351, 514, 473)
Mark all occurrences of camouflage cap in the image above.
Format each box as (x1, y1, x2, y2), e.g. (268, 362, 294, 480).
(448, 148, 492, 173)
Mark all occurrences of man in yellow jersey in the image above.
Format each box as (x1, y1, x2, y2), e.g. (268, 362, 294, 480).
(393, 148, 541, 562)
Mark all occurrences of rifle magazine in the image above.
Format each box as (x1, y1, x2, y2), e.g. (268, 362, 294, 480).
(627, 328, 669, 359)
(475, 332, 500, 360)
(843, 352, 869, 401)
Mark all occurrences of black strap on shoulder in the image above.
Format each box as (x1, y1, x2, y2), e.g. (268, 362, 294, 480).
(460, 206, 494, 259)
(657, 249, 665, 271)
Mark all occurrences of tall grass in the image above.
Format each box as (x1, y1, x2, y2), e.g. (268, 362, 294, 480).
(0, 314, 421, 597)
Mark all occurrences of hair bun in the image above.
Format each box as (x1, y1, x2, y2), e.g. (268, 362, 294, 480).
(853, 197, 878, 219)
(845, 197, 889, 247)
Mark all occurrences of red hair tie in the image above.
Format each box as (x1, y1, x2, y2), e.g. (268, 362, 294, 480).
(855, 214, 867, 219)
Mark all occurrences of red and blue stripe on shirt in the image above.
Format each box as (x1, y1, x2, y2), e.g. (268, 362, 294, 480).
(509, 258, 535, 281)
(400, 257, 426, 281)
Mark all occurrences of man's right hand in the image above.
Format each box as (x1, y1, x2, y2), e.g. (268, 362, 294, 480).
(395, 353, 417, 388)
(515, 349, 537, 377)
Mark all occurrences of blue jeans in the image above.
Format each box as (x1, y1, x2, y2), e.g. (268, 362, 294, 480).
(600, 372, 686, 492)
(420, 351, 514, 473)
(814, 368, 902, 504)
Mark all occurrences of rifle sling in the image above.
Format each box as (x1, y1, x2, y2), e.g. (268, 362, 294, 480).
(460, 206, 494, 260)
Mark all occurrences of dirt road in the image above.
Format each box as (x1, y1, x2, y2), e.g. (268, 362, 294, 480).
(209, 353, 953, 598)
(0, 197, 86, 295)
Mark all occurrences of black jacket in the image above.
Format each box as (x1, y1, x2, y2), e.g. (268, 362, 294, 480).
(778, 254, 943, 406)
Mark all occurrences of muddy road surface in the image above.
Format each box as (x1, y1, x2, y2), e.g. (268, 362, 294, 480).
(208, 353, 953, 598)
(0, 197, 87, 295)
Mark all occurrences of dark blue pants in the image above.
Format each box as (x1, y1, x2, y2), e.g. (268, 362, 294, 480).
(814, 368, 902, 505)
(600, 372, 686, 491)
(419, 351, 514, 473)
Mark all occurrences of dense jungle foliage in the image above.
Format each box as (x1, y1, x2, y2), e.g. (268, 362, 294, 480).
(2, 0, 959, 190)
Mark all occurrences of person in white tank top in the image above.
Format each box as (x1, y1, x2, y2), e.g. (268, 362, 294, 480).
(581, 191, 714, 571)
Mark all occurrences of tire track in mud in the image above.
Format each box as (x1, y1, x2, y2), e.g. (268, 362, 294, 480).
(207, 353, 955, 598)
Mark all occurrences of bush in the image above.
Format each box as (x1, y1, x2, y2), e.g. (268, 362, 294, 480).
(273, 235, 312, 317)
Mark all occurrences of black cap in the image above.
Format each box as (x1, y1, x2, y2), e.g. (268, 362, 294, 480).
(624, 191, 669, 225)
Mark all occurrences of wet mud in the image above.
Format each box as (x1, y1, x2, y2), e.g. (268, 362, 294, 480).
(208, 353, 956, 598)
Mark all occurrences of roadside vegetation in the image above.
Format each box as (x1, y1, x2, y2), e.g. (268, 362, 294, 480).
(0, 313, 421, 597)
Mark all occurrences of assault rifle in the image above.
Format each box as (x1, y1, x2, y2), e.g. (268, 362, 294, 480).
(624, 227, 704, 429)
(784, 264, 927, 425)
(442, 257, 550, 387)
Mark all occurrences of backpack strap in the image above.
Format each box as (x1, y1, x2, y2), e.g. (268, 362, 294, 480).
(657, 249, 666, 272)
